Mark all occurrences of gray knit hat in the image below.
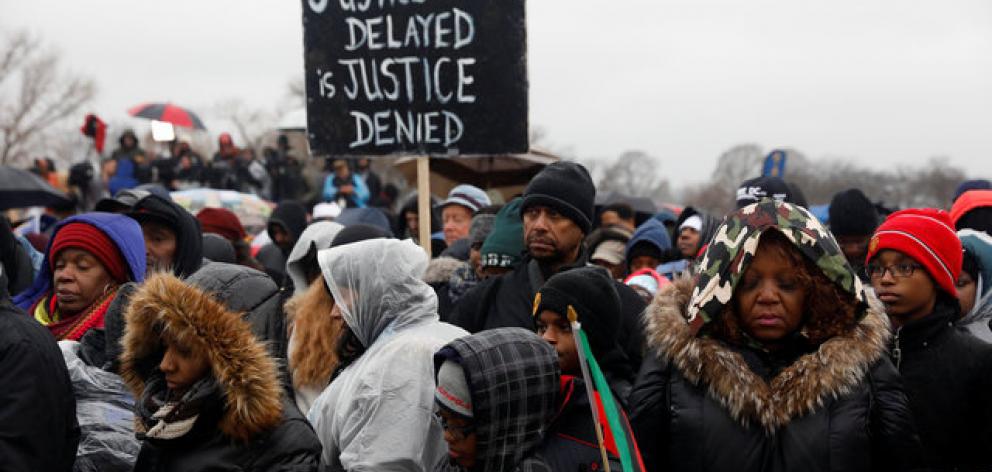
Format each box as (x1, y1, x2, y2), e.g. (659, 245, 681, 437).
(435, 359, 473, 418)
(469, 214, 497, 247)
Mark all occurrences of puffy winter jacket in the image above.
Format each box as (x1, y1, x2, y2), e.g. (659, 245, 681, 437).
(120, 272, 321, 472)
(891, 299, 992, 470)
(0, 298, 79, 472)
(630, 200, 924, 472)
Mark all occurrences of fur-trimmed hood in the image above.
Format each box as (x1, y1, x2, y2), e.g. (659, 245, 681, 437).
(423, 256, 467, 285)
(119, 272, 283, 442)
(644, 277, 891, 432)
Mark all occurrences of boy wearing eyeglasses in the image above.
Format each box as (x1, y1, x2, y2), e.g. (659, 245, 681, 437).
(432, 328, 560, 471)
(865, 208, 992, 471)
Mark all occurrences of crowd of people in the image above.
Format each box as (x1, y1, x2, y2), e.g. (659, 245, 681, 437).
(3, 147, 992, 471)
(32, 130, 394, 214)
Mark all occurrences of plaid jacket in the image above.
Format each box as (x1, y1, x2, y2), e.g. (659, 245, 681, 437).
(434, 328, 560, 472)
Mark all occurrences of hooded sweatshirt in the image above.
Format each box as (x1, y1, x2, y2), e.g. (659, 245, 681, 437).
(129, 195, 203, 278)
(308, 238, 468, 471)
(957, 229, 992, 342)
(433, 328, 559, 472)
(673, 206, 720, 260)
(625, 218, 672, 270)
(630, 200, 922, 472)
(14, 213, 146, 314)
(259, 201, 310, 284)
(120, 271, 321, 472)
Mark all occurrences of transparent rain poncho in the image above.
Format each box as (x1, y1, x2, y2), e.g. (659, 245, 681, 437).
(309, 238, 468, 470)
(317, 238, 439, 348)
(59, 341, 140, 472)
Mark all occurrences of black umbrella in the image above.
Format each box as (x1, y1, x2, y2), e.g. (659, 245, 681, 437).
(0, 165, 71, 210)
(595, 191, 658, 214)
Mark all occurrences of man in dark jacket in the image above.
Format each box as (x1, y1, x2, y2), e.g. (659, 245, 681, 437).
(0, 241, 80, 471)
(866, 208, 992, 470)
(449, 161, 647, 373)
(128, 194, 204, 278)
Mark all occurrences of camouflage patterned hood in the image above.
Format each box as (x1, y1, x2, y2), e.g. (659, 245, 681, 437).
(686, 199, 870, 335)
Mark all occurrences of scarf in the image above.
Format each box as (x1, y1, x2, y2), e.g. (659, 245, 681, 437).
(32, 288, 117, 341)
(136, 374, 220, 441)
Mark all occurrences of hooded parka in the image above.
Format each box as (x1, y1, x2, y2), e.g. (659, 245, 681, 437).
(308, 238, 468, 471)
(630, 200, 923, 472)
(120, 271, 321, 472)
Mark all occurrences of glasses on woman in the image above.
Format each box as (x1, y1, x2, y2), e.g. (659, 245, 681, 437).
(865, 262, 923, 280)
(433, 409, 475, 441)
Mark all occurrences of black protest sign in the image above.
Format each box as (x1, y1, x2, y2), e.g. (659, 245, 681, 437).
(302, 0, 528, 156)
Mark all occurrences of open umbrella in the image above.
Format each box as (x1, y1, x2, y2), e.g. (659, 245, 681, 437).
(170, 188, 274, 233)
(128, 102, 206, 130)
(0, 165, 71, 210)
(595, 191, 659, 225)
(393, 147, 559, 201)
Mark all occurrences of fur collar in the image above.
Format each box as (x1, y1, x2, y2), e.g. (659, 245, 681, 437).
(120, 273, 283, 442)
(645, 277, 891, 432)
(423, 256, 468, 284)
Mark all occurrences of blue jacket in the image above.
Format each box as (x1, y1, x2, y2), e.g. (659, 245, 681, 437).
(322, 174, 370, 208)
(13, 212, 146, 310)
(625, 219, 672, 267)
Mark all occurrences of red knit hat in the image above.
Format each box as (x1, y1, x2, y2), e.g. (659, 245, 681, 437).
(196, 207, 246, 241)
(49, 222, 128, 282)
(866, 208, 962, 298)
(950, 190, 992, 226)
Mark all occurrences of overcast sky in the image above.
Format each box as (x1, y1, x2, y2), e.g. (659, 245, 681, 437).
(3, 0, 991, 184)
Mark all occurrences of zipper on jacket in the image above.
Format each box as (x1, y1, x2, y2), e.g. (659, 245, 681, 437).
(892, 326, 903, 370)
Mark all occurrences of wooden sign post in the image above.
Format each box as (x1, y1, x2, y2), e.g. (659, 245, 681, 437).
(302, 0, 528, 256)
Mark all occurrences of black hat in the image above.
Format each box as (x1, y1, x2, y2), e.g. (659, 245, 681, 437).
(829, 189, 879, 237)
(521, 162, 596, 234)
(735, 176, 794, 208)
(331, 224, 392, 247)
(534, 266, 620, 356)
(95, 188, 150, 213)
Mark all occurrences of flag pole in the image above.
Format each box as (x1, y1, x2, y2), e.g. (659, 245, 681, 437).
(568, 306, 612, 472)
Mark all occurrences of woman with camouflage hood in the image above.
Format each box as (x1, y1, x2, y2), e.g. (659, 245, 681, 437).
(629, 200, 923, 472)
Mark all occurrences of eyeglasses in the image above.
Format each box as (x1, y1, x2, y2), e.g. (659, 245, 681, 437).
(865, 263, 923, 280)
(433, 410, 475, 440)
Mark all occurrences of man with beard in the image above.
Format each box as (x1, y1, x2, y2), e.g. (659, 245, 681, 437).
(449, 162, 647, 372)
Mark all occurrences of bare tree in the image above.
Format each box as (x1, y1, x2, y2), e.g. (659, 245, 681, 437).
(0, 31, 96, 165)
(287, 76, 306, 107)
(595, 150, 672, 201)
(710, 143, 765, 188)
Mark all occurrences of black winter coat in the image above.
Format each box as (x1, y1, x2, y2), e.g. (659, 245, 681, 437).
(538, 376, 629, 472)
(0, 299, 79, 472)
(132, 397, 320, 472)
(892, 300, 992, 470)
(449, 254, 646, 373)
(629, 281, 925, 472)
